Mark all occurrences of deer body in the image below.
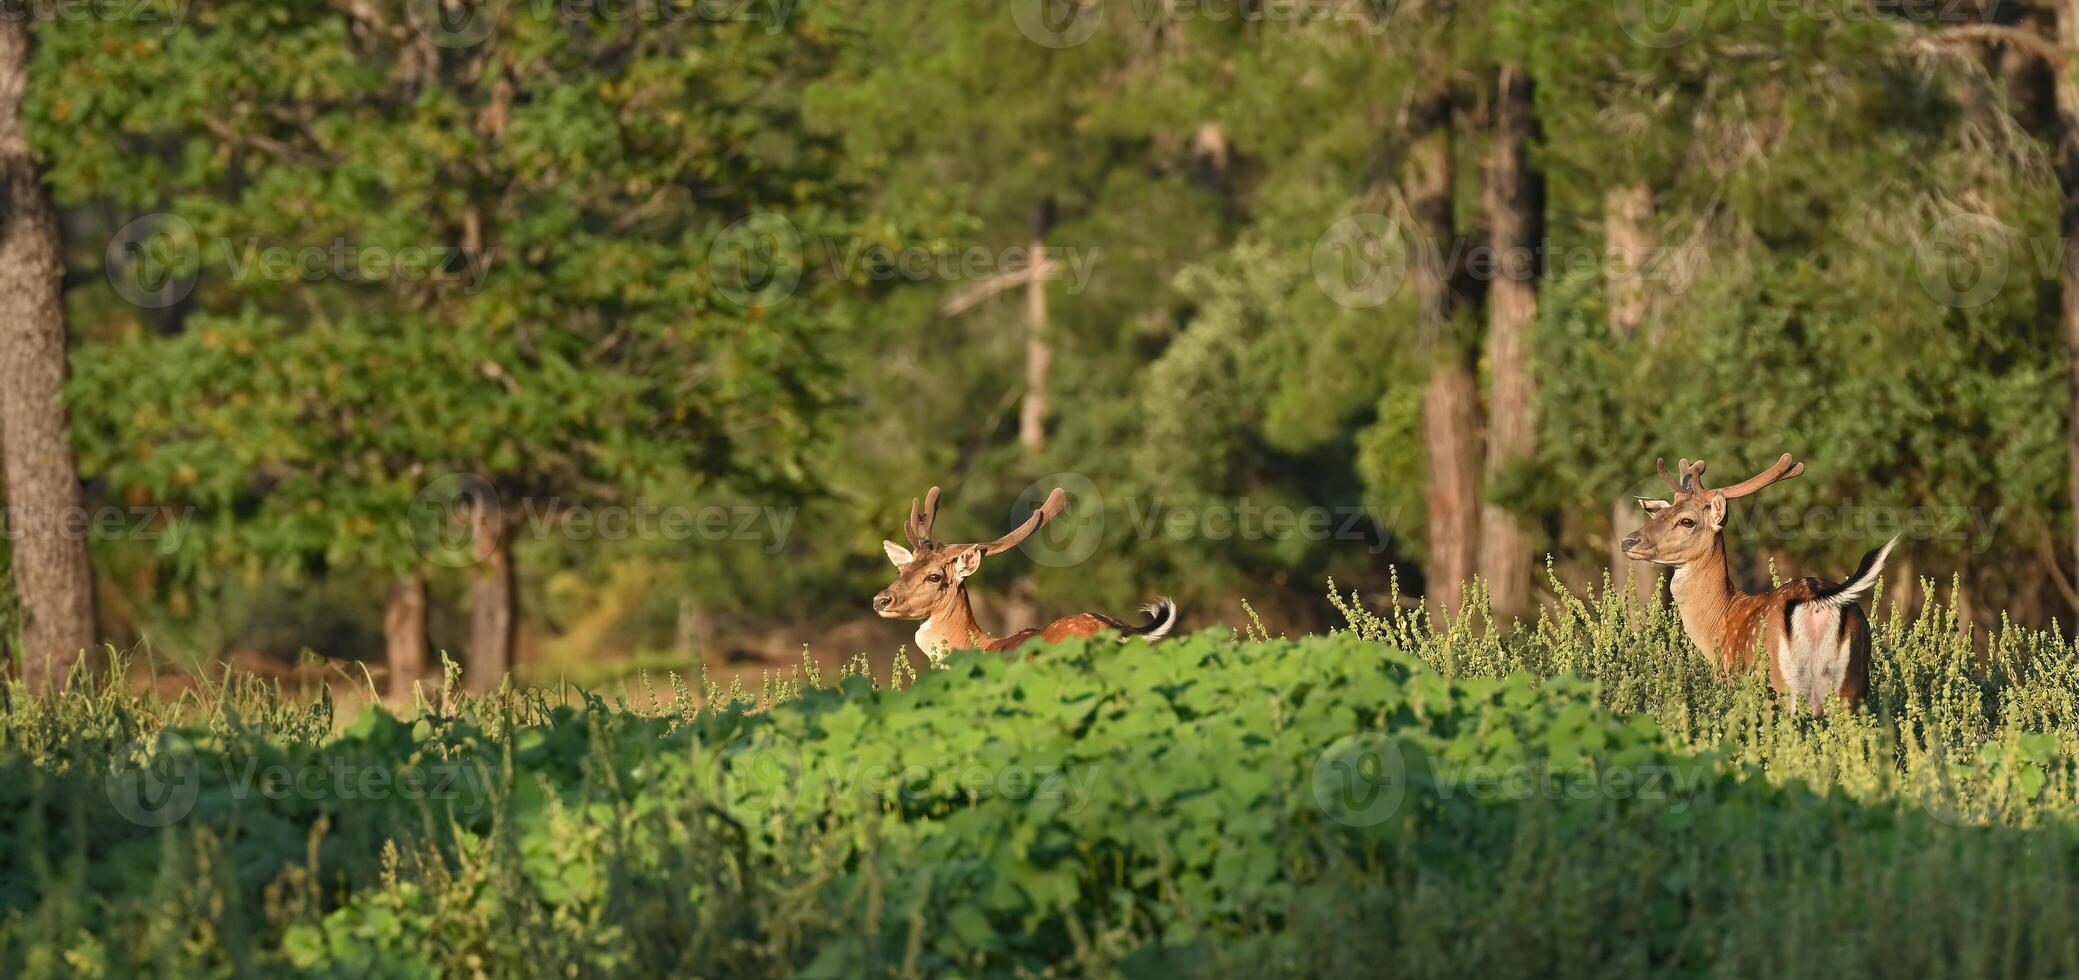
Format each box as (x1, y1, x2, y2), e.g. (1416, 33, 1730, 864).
(912, 589, 1163, 656)
(874, 486, 1177, 664)
(1668, 536, 1882, 712)
(1624, 455, 1895, 716)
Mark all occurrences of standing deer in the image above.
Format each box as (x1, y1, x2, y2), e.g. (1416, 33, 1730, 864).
(1620, 454, 1897, 716)
(873, 486, 1177, 662)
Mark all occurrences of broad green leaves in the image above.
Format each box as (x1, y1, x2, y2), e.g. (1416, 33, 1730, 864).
(6, 627, 2079, 974)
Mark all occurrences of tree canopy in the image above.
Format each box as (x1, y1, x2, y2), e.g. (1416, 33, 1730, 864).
(12, 0, 2079, 672)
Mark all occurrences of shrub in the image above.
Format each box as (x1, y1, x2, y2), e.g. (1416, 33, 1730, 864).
(2, 583, 2075, 977)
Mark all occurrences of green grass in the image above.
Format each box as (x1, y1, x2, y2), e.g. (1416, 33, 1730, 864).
(3, 579, 2077, 977)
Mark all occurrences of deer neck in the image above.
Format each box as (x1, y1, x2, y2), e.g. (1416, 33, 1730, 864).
(916, 587, 994, 661)
(1669, 538, 1742, 658)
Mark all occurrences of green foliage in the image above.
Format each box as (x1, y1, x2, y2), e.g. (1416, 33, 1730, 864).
(7, 583, 2079, 976)
(10, 0, 2072, 655)
(34, 1, 860, 594)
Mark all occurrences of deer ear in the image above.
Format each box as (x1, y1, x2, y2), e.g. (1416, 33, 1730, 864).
(950, 545, 985, 581)
(882, 540, 914, 567)
(1705, 492, 1728, 531)
(1637, 497, 1671, 514)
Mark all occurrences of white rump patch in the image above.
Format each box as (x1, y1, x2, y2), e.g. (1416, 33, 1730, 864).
(1777, 603, 1850, 717)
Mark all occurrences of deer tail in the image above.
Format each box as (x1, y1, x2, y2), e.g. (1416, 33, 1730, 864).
(1129, 597, 1178, 642)
(1815, 535, 1900, 610)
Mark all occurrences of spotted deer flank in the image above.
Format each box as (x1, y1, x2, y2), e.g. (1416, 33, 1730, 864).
(872, 486, 1177, 665)
(1620, 454, 1897, 717)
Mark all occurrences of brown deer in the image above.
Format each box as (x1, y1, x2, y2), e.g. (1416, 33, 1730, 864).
(872, 486, 1177, 662)
(1620, 454, 1897, 716)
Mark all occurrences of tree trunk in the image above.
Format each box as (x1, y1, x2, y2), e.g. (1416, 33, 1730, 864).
(998, 576, 1041, 634)
(1191, 122, 1233, 203)
(1604, 183, 1655, 338)
(466, 497, 515, 693)
(1888, 553, 1919, 627)
(2056, 0, 2079, 619)
(1406, 67, 1481, 622)
(1020, 197, 1055, 458)
(1477, 64, 1543, 622)
(0, 518, 14, 684)
(0, 21, 96, 690)
(674, 594, 717, 664)
(1422, 367, 1483, 620)
(385, 573, 427, 703)
(1604, 181, 1663, 615)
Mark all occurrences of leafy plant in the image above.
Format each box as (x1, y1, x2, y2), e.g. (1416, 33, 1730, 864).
(5, 581, 2079, 976)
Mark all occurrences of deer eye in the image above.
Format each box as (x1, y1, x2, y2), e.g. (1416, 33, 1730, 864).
(926, 572, 944, 584)
(1677, 518, 1696, 528)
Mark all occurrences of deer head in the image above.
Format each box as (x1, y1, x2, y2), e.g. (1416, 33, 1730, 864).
(872, 486, 1068, 621)
(1620, 453, 1804, 567)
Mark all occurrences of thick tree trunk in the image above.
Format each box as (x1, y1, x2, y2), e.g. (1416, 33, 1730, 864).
(385, 573, 427, 703)
(466, 498, 515, 693)
(1020, 198, 1054, 458)
(1405, 72, 1481, 622)
(1887, 553, 1919, 626)
(0, 22, 96, 690)
(1604, 181, 1663, 615)
(998, 576, 1041, 634)
(673, 594, 714, 663)
(1422, 367, 1483, 619)
(1604, 183, 1655, 338)
(2057, 0, 2079, 618)
(1477, 65, 1543, 622)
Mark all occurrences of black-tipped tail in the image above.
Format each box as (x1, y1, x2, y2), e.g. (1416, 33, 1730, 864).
(1129, 597, 1178, 642)
(1816, 535, 1899, 610)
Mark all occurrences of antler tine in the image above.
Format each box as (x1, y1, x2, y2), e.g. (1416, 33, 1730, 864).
(905, 486, 943, 548)
(1715, 453, 1805, 500)
(978, 487, 1068, 557)
(1655, 458, 1685, 496)
(1687, 459, 1708, 494)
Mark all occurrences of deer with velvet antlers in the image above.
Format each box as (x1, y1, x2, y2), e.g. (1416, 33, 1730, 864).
(1620, 454, 1897, 716)
(873, 486, 1178, 662)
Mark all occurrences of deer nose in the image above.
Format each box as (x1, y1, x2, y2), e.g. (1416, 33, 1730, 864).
(1619, 535, 1640, 552)
(872, 592, 893, 612)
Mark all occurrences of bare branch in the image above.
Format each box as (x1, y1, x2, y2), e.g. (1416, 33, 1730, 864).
(938, 255, 1059, 316)
(1916, 24, 2069, 73)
